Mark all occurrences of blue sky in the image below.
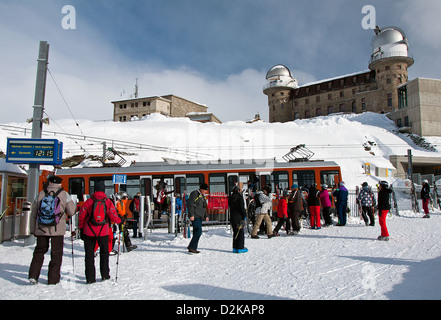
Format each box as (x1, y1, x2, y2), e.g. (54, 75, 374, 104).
(1, 0, 440, 124)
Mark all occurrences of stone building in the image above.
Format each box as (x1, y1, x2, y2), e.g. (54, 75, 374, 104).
(263, 26, 440, 134)
(112, 94, 221, 123)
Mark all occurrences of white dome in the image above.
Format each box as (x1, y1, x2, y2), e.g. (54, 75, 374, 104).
(370, 26, 411, 62)
(266, 65, 293, 80)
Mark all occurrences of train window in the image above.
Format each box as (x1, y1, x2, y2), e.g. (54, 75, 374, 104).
(320, 170, 340, 188)
(90, 177, 114, 196)
(69, 177, 84, 202)
(186, 174, 204, 194)
(272, 171, 289, 191)
(228, 175, 238, 194)
(292, 170, 315, 188)
(119, 175, 140, 198)
(209, 173, 227, 194)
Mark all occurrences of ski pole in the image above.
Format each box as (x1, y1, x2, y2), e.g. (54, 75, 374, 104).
(70, 217, 75, 273)
(115, 227, 121, 282)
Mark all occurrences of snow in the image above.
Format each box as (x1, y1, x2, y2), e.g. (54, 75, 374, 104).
(1, 111, 441, 301)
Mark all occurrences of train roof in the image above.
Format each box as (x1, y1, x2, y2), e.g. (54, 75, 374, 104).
(54, 159, 340, 176)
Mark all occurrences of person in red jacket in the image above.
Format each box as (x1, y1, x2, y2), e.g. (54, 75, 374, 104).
(79, 181, 121, 284)
(273, 190, 290, 236)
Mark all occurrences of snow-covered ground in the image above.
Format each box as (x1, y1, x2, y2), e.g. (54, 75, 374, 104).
(1, 210, 440, 300)
(1, 112, 441, 302)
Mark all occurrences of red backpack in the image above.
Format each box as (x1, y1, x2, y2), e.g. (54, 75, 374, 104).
(90, 198, 108, 226)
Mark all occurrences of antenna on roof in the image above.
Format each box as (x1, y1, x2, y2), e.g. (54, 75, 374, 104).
(134, 78, 139, 98)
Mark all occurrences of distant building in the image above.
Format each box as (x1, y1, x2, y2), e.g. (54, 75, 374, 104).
(263, 26, 441, 137)
(112, 94, 221, 123)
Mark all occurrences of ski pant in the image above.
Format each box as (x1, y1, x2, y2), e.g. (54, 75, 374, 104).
(231, 223, 245, 250)
(273, 217, 288, 234)
(309, 206, 321, 228)
(289, 210, 301, 232)
(83, 234, 110, 283)
(322, 206, 333, 225)
(361, 206, 375, 226)
(29, 235, 64, 284)
(379, 210, 389, 237)
(251, 214, 273, 237)
(336, 202, 347, 225)
(422, 199, 430, 215)
(188, 217, 203, 250)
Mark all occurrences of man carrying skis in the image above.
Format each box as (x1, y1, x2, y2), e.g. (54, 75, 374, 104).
(28, 175, 76, 285)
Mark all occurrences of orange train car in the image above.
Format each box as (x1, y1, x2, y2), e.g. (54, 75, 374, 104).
(40, 159, 342, 218)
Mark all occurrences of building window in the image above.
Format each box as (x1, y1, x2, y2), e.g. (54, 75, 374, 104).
(328, 94, 332, 100)
(404, 116, 409, 127)
(398, 86, 408, 109)
(294, 112, 300, 120)
(387, 78, 392, 84)
(340, 91, 344, 98)
(352, 101, 357, 113)
(328, 105, 334, 114)
(397, 118, 402, 127)
(316, 108, 322, 116)
(361, 98, 366, 111)
(316, 96, 320, 103)
(339, 104, 346, 112)
(387, 93, 393, 107)
(305, 110, 310, 118)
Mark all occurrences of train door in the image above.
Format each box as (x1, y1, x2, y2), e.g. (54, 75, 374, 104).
(140, 176, 152, 199)
(227, 173, 239, 194)
(174, 174, 186, 195)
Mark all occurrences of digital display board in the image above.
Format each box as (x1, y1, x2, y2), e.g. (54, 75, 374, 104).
(6, 138, 63, 165)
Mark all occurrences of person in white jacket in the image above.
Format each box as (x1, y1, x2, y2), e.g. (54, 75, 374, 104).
(251, 185, 275, 239)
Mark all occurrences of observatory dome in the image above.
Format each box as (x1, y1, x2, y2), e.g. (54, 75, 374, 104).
(263, 64, 298, 93)
(370, 26, 412, 63)
(266, 65, 294, 80)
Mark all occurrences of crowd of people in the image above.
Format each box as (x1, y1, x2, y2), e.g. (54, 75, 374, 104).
(26, 175, 434, 285)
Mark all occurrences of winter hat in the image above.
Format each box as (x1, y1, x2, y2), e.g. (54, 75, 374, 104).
(200, 183, 209, 190)
(47, 175, 63, 184)
(94, 180, 106, 192)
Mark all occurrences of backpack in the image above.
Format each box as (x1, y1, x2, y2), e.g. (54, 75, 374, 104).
(37, 188, 64, 229)
(254, 193, 262, 209)
(90, 198, 108, 226)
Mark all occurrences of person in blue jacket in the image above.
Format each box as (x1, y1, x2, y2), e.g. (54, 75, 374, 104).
(333, 181, 348, 226)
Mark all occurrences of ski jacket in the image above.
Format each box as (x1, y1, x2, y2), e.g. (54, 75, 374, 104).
(256, 192, 272, 215)
(357, 186, 376, 207)
(319, 189, 332, 208)
(333, 185, 348, 204)
(228, 190, 246, 226)
(276, 198, 288, 218)
(307, 187, 321, 207)
(377, 188, 392, 211)
(79, 191, 121, 237)
(117, 199, 128, 216)
(187, 189, 208, 220)
(30, 183, 76, 237)
(421, 184, 431, 200)
(288, 190, 302, 213)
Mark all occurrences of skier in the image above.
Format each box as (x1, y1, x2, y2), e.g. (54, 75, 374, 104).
(116, 192, 137, 252)
(319, 184, 333, 227)
(228, 186, 248, 253)
(288, 184, 302, 234)
(273, 190, 290, 236)
(307, 183, 321, 229)
(28, 175, 76, 285)
(129, 192, 141, 237)
(421, 179, 431, 218)
(357, 182, 376, 226)
(333, 182, 348, 226)
(175, 193, 183, 233)
(78, 181, 121, 284)
(251, 185, 275, 239)
(187, 183, 209, 253)
(377, 181, 392, 241)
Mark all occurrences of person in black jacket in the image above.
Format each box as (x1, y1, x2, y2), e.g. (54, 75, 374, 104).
(229, 186, 248, 253)
(421, 179, 431, 218)
(377, 181, 392, 241)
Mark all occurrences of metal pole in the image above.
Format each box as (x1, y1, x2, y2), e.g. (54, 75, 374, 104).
(25, 41, 49, 246)
(27, 41, 49, 203)
(139, 195, 145, 238)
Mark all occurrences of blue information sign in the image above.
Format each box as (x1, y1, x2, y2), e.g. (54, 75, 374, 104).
(113, 174, 127, 184)
(6, 138, 63, 165)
